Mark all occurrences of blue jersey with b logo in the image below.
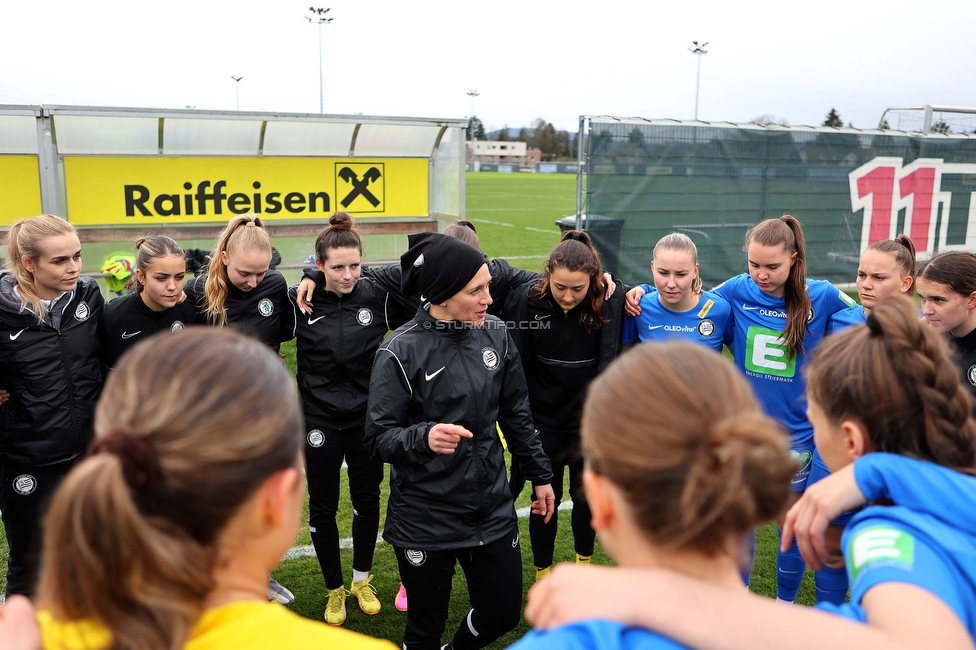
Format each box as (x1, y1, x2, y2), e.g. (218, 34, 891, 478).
(624, 288, 732, 353)
(713, 274, 856, 446)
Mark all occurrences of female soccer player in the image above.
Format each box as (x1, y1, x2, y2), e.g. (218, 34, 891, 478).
(501, 230, 625, 581)
(290, 213, 407, 625)
(525, 294, 976, 650)
(0, 214, 103, 598)
(183, 213, 295, 604)
(915, 251, 976, 397)
(366, 232, 555, 650)
(622, 232, 731, 352)
(810, 233, 916, 604)
(98, 235, 196, 369)
(512, 341, 796, 650)
(184, 214, 294, 353)
(30, 329, 394, 650)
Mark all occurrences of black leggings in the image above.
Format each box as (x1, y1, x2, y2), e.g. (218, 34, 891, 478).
(394, 525, 523, 650)
(0, 458, 76, 597)
(304, 420, 383, 590)
(511, 430, 594, 567)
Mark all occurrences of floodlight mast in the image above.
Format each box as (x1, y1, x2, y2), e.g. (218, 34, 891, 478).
(688, 41, 709, 120)
(306, 7, 334, 114)
(466, 90, 480, 118)
(230, 76, 243, 111)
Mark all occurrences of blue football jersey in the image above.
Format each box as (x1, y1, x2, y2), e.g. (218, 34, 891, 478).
(713, 274, 856, 445)
(623, 289, 732, 353)
(826, 305, 867, 336)
(510, 619, 690, 650)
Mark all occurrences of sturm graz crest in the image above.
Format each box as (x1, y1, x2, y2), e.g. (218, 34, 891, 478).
(307, 429, 325, 448)
(258, 298, 274, 317)
(697, 319, 715, 338)
(405, 549, 427, 566)
(74, 302, 90, 322)
(171, 320, 185, 332)
(482, 347, 499, 370)
(357, 308, 373, 326)
(968, 365, 976, 387)
(13, 474, 36, 495)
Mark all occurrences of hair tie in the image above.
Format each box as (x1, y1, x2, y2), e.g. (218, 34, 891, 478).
(90, 431, 164, 496)
(244, 220, 255, 226)
(866, 311, 884, 337)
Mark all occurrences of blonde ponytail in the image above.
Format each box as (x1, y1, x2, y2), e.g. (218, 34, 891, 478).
(6, 215, 77, 323)
(203, 215, 271, 326)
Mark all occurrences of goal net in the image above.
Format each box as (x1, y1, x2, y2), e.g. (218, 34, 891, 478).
(879, 105, 976, 134)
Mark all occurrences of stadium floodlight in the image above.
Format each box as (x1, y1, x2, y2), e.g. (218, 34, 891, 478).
(306, 7, 334, 114)
(230, 76, 243, 111)
(688, 41, 709, 120)
(466, 90, 480, 118)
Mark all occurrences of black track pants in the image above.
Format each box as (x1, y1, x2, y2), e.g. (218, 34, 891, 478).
(0, 458, 76, 597)
(394, 525, 523, 650)
(304, 420, 383, 590)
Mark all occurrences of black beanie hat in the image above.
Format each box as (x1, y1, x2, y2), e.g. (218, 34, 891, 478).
(401, 232, 487, 305)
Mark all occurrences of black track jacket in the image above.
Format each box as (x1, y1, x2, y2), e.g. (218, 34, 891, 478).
(98, 292, 197, 369)
(185, 271, 294, 351)
(366, 307, 553, 550)
(289, 277, 407, 427)
(0, 274, 103, 465)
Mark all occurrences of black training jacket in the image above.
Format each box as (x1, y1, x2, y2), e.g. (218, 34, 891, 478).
(289, 277, 407, 427)
(0, 274, 104, 465)
(365, 307, 553, 550)
(185, 271, 294, 351)
(98, 291, 197, 370)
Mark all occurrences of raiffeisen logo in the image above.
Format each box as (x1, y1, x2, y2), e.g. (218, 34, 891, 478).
(849, 157, 976, 255)
(124, 181, 332, 217)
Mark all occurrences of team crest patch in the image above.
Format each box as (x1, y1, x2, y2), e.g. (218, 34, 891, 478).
(697, 319, 715, 338)
(968, 365, 976, 387)
(307, 429, 325, 448)
(482, 347, 499, 370)
(74, 302, 90, 322)
(405, 549, 427, 566)
(258, 298, 274, 317)
(171, 320, 185, 332)
(357, 308, 373, 326)
(807, 308, 816, 323)
(13, 474, 36, 495)
(413, 254, 425, 267)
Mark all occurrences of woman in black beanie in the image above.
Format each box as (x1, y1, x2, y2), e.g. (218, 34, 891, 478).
(365, 232, 555, 650)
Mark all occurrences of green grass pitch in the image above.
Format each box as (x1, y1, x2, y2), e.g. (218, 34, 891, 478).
(0, 171, 816, 647)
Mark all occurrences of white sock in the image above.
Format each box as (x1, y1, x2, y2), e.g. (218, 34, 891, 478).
(776, 597, 795, 605)
(353, 569, 370, 584)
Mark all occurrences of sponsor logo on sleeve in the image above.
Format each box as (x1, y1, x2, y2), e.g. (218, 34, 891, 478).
(847, 525, 915, 583)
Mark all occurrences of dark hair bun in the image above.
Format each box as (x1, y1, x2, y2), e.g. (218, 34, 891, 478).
(329, 212, 354, 230)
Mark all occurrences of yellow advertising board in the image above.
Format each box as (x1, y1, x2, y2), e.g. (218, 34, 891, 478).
(63, 156, 429, 225)
(0, 156, 43, 227)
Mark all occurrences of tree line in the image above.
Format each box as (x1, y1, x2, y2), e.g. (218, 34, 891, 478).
(467, 116, 577, 161)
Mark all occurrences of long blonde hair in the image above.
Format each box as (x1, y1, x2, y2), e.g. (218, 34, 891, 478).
(203, 215, 271, 326)
(6, 214, 77, 323)
(37, 329, 303, 650)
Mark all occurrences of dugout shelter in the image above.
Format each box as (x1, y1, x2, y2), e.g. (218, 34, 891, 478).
(0, 105, 468, 282)
(573, 114, 976, 288)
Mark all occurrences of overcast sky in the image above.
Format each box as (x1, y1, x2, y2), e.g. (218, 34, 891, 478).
(2, 0, 974, 133)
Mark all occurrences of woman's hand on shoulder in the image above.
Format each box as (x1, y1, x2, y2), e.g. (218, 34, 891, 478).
(295, 277, 316, 315)
(625, 286, 646, 317)
(526, 564, 646, 629)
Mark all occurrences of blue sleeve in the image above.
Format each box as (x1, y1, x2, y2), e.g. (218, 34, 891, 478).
(623, 314, 639, 345)
(509, 621, 689, 650)
(821, 282, 859, 315)
(855, 454, 976, 534)
(826, 306, 865, 336)
(844, 518, 960, 613)
(640, 283, 654, 295)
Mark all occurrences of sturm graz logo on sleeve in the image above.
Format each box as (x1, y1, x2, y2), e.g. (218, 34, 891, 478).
(336, 163, 385, 213)
(482, 347, 499, 370)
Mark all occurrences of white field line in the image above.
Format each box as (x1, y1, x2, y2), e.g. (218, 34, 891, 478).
(524, 227, 557, 233)
(282, 501, 575, 560)
(470, 218, 515, 227)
